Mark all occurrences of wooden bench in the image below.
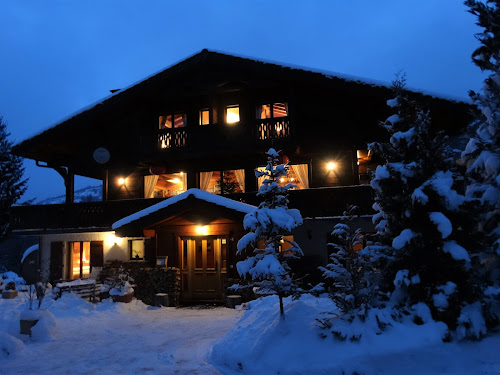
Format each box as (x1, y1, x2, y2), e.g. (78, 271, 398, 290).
(54, 280, 102, 302)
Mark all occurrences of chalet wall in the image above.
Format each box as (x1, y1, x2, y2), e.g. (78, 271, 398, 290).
(38, 231, 147, 282)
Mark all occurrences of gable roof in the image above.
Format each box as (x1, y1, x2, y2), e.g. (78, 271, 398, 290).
(14, 49, 467, 159)
(112, 188, 256, 235)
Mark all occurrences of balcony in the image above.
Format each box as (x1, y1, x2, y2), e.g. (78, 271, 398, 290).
(154, 118, 292, 155)
(11, 186, 374, 233)
(11, 198, 166, 234)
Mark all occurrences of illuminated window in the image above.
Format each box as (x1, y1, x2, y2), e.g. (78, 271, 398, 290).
(159, 113, 186, 129)
(226, 105, 240, 124)
(69, 242, 90, 280)
(257, 102, 288, 119)
(130, 240, 145, 260)
(144, 172, 187, 198)
(256, 164, 309, 190)
(199, 109, 210, 125)
(200, 169, 245, 194)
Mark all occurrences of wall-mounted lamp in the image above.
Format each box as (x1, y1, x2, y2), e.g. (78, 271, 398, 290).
(326, 161, 336, 171)
(196, 225, 208, 235)
(118, 177, 126, 186)
(105, 233, 123, 247)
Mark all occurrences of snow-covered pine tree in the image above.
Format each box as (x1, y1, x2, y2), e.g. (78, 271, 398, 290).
(320, 205, 382, 317)
(369, 77, 481, 334)
(0, 116, 27, 238)
(462, 0, 500, 330)
(237, 148, 303, 318)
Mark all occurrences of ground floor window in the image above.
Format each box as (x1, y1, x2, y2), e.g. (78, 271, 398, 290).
(144, 172, 187, 198)
(130, 239, 145, 260)
(69, 242, 90, 280)
(200, 169, 245, 194)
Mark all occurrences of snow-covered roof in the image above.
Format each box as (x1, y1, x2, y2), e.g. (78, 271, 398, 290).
(16, 49, 469, 148)
(112, 188, 256, 230)
(21, 244, 38, 263)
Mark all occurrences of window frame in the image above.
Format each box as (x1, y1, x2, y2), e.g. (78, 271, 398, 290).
(129, 239, 145, 261)
(159, 112, 187, 129)
(225, 105, 240, 124)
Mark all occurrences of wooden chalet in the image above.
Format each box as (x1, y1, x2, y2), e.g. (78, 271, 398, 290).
(11, 50, 471, 302)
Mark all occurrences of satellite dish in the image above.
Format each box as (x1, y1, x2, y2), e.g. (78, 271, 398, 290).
(93, 147, 110, 164)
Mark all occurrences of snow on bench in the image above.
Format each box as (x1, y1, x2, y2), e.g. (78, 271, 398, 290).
(54, 279, 102, 302)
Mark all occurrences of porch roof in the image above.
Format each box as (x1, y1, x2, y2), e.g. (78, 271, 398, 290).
(112, 188, 256, 235)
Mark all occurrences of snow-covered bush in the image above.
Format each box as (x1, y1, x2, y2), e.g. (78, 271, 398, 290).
(319, 206, 384, 325)
(237, 148, 303, 318)
(462, 0, 500, 330)
(369, 75, 481, 336)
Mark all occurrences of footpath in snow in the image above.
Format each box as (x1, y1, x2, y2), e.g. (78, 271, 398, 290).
(1, 292, 500, 375)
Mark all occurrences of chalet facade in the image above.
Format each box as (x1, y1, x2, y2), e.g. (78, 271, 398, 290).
(11, 50, 470, 302)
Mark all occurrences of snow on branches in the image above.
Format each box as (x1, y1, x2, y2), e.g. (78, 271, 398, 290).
(236, 148, 303, 318)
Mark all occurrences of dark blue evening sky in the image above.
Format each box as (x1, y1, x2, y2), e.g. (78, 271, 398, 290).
(0, 0, 485, 202)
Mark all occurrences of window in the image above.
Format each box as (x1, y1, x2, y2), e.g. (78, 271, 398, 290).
(225, 105, 240, 124)
(69, 241, 90, 280)
(130, 240, 145, 260)
(144, 172, 187, 198)
(256, 164, 309, 190)
(199, 109, 210, 125)
(159, 113, 186, 129)
(257, 102, 288, 119)
(200, 169, 245, 194)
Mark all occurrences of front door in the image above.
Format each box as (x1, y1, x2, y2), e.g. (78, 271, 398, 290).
(181, 236, 227, 301)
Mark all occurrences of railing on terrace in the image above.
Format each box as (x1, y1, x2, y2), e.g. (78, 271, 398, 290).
(11, 198, 166, 233)
(11, 185, 374, 233)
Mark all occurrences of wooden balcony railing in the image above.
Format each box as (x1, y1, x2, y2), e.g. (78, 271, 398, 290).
(11, 198, 166, 233)
(11, 186, 374, 233)
(257, 117, 290, 140)
(158, 128, 188, 149)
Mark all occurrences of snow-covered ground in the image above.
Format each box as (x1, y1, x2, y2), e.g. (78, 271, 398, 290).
(1, 292, 499, 375)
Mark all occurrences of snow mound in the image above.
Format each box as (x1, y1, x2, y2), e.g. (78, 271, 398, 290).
(211, 295, 449, 375)
(0, 332, 24, 359)
(29, 310, 57, 342)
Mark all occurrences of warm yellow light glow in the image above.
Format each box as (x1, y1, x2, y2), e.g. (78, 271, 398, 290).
(326, 162, 336, 171)
(196, 226, 208, 235)
(168, 178, 181, 184)
(226, 106, 240, 124)
(105, 233, 122, 247)
(180, 171, 184, 175)
(280, 177, 285, 183)
(118, 177, 126, 185)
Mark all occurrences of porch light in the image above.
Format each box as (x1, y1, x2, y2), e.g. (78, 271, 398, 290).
(168, 178, 181, 184)
(326, 162, 336, 171)
(118, 177, 126, 185)
(105, 233, 123, 247)
(196, 226, 208, 235)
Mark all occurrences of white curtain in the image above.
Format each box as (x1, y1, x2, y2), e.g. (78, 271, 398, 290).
(144, 175, 159, 198)
(291, 164, 309, 189)
(181, 173, 187, 192)
(234, 169, 245, 192)
(200, 172, 213, 191)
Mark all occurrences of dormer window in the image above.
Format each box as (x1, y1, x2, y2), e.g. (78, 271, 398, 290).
(225, 105, 240, 124)
(159, 113, 186, 129)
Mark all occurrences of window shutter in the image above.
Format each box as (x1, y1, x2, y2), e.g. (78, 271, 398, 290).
(50, 242, 64, 283)
(90, 241, 104, 268)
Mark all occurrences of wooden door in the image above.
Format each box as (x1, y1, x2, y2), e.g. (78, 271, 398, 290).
(181, 237, 227, 301)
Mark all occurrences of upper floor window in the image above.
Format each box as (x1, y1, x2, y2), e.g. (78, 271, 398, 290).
(199, 109, 210, 125)
(225, 105, 240, 124)
(257, 102, 288, 119)
(159, 113, 186, 129)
